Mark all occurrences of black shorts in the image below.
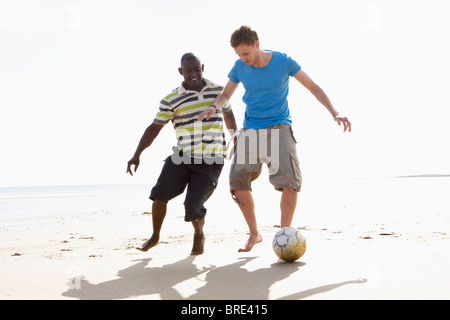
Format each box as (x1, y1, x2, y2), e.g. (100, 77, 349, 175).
(149, 155, 224, 222)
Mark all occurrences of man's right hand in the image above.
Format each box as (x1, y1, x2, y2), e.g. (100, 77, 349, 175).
(126, 156, 140, 176)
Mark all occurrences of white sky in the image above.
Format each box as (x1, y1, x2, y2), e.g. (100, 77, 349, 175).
(1, 0, 450, 187)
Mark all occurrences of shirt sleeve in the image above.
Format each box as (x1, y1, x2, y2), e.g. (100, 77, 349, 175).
(222, 100, 232, 112)
(286, 55, 301, 77)
(153, 99, 174, 125)
(227, 60, 241, 84)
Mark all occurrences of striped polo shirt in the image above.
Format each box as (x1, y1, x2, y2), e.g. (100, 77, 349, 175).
(153, 78, 232, 159)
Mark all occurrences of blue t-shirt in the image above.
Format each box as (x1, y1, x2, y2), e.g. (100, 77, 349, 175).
(228, 51, 301, 129)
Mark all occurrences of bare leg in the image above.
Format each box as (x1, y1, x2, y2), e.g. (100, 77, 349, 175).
(137, 199, 166, 252)
(233, 190, 263, 252)
(280, 188, 298, 228)
(191, 218, 205, 255)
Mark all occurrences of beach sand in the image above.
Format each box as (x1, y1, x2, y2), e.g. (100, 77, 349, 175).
(1, 176, 450, 300)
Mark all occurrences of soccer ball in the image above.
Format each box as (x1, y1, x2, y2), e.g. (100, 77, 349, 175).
(272, 227, 307, 262)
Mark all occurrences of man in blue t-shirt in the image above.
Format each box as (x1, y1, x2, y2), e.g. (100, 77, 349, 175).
(198, 26, 351, 252)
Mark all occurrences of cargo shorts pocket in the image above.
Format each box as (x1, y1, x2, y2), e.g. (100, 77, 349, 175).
(289, 153, 302, 191)
(288, 126, 298, 144)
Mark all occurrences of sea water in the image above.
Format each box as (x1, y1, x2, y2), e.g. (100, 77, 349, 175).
(0, 184, 153, 231)
(2, 177, 450, 232)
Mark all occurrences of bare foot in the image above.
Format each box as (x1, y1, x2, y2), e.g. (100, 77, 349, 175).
(238, 233, 263, 252)
(191, 234, 205, 255)
(136, 235, 159, 252)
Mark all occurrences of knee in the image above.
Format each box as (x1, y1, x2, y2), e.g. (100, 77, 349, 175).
(152, 199, 167, 209)
(230, 189, 252, 206)
(231, 191, 242, 205)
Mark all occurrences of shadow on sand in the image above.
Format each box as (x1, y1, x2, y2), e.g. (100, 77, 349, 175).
(62, 256, 366, 300)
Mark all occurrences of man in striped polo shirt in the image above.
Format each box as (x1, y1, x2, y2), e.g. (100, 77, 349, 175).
(127, 53, 237, 255)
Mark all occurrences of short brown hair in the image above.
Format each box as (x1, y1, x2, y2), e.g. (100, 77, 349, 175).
(230, 25, 259, 48)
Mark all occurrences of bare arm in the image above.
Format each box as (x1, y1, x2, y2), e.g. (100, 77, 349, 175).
(126, 123, 164, 175)
(197, 80, 239, 122)
(222, 108, 238, 136)
(293, 69, 351, 132)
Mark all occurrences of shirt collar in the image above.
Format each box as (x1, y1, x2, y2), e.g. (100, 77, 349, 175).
(178, 78, 214, 95)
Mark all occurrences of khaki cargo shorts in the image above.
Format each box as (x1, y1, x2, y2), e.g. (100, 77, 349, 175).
(229, 124, 302, 196)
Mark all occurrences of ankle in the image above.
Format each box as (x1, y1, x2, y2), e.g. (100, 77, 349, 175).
(249, 230, 260, 238)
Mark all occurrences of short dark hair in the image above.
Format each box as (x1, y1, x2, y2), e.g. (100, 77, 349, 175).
(180, 53, 200, 67)
(230, 25, 259, 48)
